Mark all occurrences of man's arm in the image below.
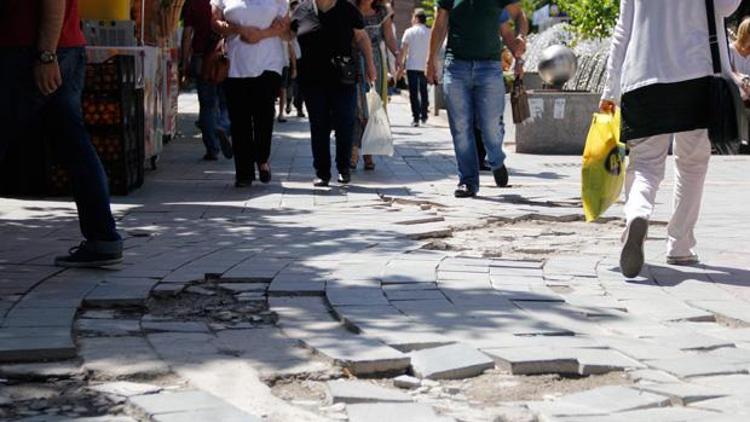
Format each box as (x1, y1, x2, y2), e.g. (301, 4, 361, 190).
(181, 26, 194, 82)
(35, 0, 65, 96)
(426, 9, 449, 84)
(211, 6, 288, 43)
(396, 40, 409, 78)
(504, 3, 528, 58)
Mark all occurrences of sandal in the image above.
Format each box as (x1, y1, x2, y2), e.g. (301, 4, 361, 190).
(364, 155, 375, 171)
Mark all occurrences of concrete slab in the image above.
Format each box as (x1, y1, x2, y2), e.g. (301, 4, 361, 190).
(410, 343, 495, 380)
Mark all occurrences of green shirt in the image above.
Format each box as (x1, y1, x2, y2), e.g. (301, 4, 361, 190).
(438, 0, 517, 61)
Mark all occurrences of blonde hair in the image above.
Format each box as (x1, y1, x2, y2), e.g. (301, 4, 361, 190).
(736, 17, 750, 49)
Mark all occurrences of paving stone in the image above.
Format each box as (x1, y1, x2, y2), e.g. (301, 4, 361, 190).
(638, 382, 729, 405)
(627, 369, 682, 384)
(76, 318, 141, 336)
(644, 333, 734, 351)
(689, 395, 750, 415)
(268, 279, 325, 297)
(326, 286, 389, 306)
(80, 336, 169, 377)
(2, 307, 78, 327)
(152, 407, 260, 422)
(409, 343, 495, 380)
(327, 380, 412, 403)
(381, 261, 437, 284)
(550, 386, 671, 414)
(0, 361, 82, 379)
(129, 390, 253, 419)
(552, 407, 720, 422)
(574, 349, 645, 375)
(141, 321, 210, 333)
(217, 283, 269, 293)
(384, 289, 446, 301)
(150, 282, 186, 297)
(0, 334, 75, 362)
(393, 375, 421, 389)
(346, 402, 454, 422)
(88, 381, 162, 397)
(483, 347, 579, 375)
(83, 278, 159, 307)
(689, 300, 750, 326)
(647, 355, 748, 378)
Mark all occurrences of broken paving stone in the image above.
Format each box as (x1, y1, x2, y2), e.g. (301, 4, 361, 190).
(647, 355, 747, 378)
(217, 283, 268, 293)
(141, 321, 210, 333)
(76, 319, 141, 336)
(346, 402, 454, 422)
(637, 382, 728, 405)
(550, 386, 671, 414)
(185, 286, 216, 296)
(151, 283, 187, 297)
(394, 375, 421, 389)
(327, 380, 412, 404)
(235, 292, 266, 302)
(89, 381, 162, 397)
(410, 344, 495, 380)
(483, 347, 579, 376)
(0, 361, 82, 379)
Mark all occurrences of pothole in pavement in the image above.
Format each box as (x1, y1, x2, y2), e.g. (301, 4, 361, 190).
(422, 218, 630, 260)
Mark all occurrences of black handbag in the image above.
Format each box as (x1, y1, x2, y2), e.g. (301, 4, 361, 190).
(705, 0, 747, 154)
(332, 55, 357, 85)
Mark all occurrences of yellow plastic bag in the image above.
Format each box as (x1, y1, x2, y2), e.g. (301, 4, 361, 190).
(582, 111, 626, 222)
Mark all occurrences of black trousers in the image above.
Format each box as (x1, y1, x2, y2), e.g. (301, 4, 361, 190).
(303, 81, 356, 180)
(225, 71, 280, 181)
(407, 70, 429, 121)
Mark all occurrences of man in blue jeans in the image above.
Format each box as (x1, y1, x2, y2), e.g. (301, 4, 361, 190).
(427, 0, 528, 198)
(0, 0, 123, 267)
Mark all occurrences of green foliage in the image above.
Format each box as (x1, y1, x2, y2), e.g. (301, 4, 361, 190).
(421, 0, 436, 26)
(557, 0, 620, 39)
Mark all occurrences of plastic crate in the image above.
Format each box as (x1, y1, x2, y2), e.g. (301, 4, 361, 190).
(81, 20, 136, 47)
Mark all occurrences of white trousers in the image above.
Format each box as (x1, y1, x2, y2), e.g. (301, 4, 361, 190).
(623, 129, 711, 257)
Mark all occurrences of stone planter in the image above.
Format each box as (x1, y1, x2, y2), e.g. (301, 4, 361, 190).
(515, 91, 600, 155)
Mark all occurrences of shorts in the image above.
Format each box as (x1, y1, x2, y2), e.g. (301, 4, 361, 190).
(281, 66, 292, 89)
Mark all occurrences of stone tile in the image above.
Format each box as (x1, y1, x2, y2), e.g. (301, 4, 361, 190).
(690, 395, 750, 414)
(553, 407, 720, 422)
(384, 289, 446, 302)
(152, 408, 260, 422)
(409, 343, 495, 380)
(268, 279, 325, 297)
(0, 334, 75, 362)
(551, 386, 671, 414)
(80, 336, 169, 377)
(326, 286, 389, 306)
(638, 382, 729, 405)
(346, 403, 454, 422)
(647, 355, 748, 378)
(574, 349, 645, 375)
(84, 277, 159, 307)
(76, 318, 141, 336)
(381, 261, 437, 284)
(216, 283, 269, 293)
(141, 321, 210, 333)
(327, 380, 412, 403)
(129, 390, 248, 417)
(393, 375, 421, 389)
(88, 381, 162, 397)
(0, 361, 81, 379)
(690, 300, 750, 326)
(2, 307, 77, 327)
(483, 347, 579, 375)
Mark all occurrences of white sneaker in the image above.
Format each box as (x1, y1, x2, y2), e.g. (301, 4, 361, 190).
(666, 254, 700, 266)
(620, 217, 648, 278)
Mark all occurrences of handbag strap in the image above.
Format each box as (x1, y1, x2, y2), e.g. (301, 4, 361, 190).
(705, 0, 722, 74)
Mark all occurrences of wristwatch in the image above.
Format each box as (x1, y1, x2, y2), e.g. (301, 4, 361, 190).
(37, 50, 57, 64)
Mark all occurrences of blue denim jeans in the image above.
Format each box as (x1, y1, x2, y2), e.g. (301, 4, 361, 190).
(443, 58, 507, 191)
(0, 47, 121, 252)
(192, 55, 230, 155)
(302, 81, 357, 180)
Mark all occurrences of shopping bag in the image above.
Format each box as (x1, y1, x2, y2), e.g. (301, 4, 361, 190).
(511, 78, 531, 124)
(361, 90, 394, 156)
(582, 110, 626, 222)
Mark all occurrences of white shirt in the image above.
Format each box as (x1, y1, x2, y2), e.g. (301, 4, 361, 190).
(211, 0, 287, 78)
(401, 24, 430, 72)
(730, 44, 750, 76)
(603, 0, 741, 103)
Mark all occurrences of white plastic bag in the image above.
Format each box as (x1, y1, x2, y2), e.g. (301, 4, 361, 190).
(361, 90, 394, 156)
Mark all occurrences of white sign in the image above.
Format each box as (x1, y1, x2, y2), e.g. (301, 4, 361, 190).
(554, 98, 566, 119)
(529, 98, 545, 120)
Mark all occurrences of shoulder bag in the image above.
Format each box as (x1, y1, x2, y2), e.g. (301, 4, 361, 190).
(511, 77, 531, 124)
(201, 35, 230, 84)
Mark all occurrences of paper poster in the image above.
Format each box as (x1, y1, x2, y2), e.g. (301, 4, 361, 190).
(529, 98, 545, 120)
(554, 98, 566, 119)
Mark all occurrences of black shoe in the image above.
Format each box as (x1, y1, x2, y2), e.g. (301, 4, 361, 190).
(217, 129, 233, 159)
(285, 106, 292, 115)
(277, 117, 287, 123)
(202, 152, 219, 161)
(620, 217, 648, 278)
(454, 184, 477, 198)
(297, 110, 305, 118)
(313, 177, 330, 187)
(411, 120, 420, 127)
(479, 161, 491, 171)
(259, 165, 271, 183)
(54, 242, 123, 268)
(337, 173, 351, 184)
(421, 116, 428, 124)
(235, 179, 252, 188)
(493, 165, 509, 187)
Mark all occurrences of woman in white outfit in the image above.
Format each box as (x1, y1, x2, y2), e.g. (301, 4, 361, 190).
(600, 0, 741, 278)
(730, 17, 750, 98)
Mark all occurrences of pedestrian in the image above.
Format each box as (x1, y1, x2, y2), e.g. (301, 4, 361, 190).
(351, 0, 400, 171)
(600, 0, 741, 278)
(730, 17, 750, 100)
(427, 0, 528, 198)
(285, 6, 306, 119)
(182, 0, 233, 161)
(210, 0, 289, 187)
(277, 40, 292, 124)
(0, 0, 123, 267)
(290, 0, 376, 187)
(396, 8, 431, 128)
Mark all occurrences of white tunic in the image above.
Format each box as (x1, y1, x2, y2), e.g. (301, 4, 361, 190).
(211, 0, 288, 78)
(602, 0, 741, 103)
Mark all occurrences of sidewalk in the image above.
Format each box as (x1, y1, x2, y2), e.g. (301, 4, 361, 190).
(1, 93, 749, 421)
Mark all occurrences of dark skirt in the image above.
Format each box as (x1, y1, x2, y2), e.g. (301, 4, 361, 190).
(620, 77, 711, 142)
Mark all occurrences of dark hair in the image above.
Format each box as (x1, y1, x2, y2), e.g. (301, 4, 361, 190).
(414, 8, 427, 24)
(356, 0, 386, 11)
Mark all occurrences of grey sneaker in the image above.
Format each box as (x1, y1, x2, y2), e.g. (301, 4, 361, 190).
(54, 241, 123, 268)
(620, 217, 648, 278)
